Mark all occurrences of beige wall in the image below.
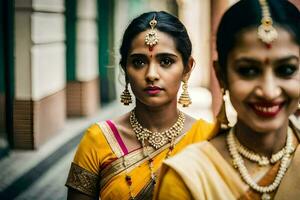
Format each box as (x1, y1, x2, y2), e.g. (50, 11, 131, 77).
(76, 0, 99, 82)
(15, 0, 66, 101)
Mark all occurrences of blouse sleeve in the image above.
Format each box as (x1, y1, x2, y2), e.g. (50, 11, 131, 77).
(66, 123, 115, 197)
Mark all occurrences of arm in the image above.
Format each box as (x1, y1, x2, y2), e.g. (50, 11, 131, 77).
(155, 167, 193, 200)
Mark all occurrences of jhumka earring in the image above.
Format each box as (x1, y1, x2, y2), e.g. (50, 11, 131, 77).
(178, 80, 192, 107)
(298, 101, 300, 110)
(145, 16, 159, 48)
(216, 88, 230, 129)
(257, 0, 278, 46)
(120, 83, 132, 106)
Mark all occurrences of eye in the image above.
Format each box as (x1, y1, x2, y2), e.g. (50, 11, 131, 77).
(131, 58, 146, 68)
(160, 57, 174, 67)
(275, 64, 298, 78)
(235, 66, 261, 78)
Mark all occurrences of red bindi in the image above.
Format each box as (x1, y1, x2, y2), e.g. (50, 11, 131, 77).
(149, 46, 154, 52)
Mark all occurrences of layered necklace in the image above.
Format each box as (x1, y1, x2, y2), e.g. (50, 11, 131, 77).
(130, 109, 185, 149)
(227, 127, 295, 200)
(124, 109, 185, 199)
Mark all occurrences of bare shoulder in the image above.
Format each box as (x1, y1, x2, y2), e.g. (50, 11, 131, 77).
(182, 113, 196, 133)
(111, 112, 134, 138)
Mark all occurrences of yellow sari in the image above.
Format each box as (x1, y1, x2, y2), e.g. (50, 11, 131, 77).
(155, 124, 300, 200)
(66, 119, 217, 200)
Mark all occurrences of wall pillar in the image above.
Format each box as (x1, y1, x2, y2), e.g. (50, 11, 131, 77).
(14, 0, 66, 149)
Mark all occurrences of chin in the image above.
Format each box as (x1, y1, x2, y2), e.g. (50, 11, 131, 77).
(249, 119, 287, 133)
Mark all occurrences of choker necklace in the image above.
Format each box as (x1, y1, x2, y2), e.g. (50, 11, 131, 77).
(233, 130, 294, 166)
(130, 109, 185, 149)
(227, 127, 295, 200)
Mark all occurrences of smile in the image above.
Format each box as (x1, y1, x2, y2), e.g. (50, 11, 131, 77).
(250, 102, 284, 117)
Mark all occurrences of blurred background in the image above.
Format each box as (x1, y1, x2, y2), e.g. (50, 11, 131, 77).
(0, 0, 299, 199)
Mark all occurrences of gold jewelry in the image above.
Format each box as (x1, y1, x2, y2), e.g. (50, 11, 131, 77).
(233, 127, 295, 166)
(227, 127, 295, 200)
(298, 101, 300, 109)
(257, 0, 278, 44)
(130, 109, 185, 149)
(145, 17, 159, 47)
(178, 80, 192, 107)
(123, 137, 176, 200)
(120, 83, 132, 106)
(216, 89, 230, 129)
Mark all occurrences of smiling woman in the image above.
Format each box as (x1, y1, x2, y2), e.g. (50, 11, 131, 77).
(155, 0, 300, 200)
(65, 11, 217, 200)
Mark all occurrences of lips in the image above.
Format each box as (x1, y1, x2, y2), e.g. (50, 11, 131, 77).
(144, 86, 162, 95)
(250, 102, 284, 117)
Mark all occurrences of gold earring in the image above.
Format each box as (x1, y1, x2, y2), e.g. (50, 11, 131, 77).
(298, 101, 300, 110)
(216, 89, 230, 129)
(120, 83, 132, 106)
(178, 80, 192, 107)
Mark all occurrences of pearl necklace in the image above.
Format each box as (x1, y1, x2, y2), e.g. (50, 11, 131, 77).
(227, 127, 295, 200)
(233, 131, 294, 166)
(130, 109, 185, 149)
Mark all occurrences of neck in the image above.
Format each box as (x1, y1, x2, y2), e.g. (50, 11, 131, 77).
(234, 120, 289, 157)
(134, 101, 179, 132)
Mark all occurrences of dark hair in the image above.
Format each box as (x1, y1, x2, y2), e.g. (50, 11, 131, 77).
(119, 11, 192, 71)
(216, 0, 300, 78)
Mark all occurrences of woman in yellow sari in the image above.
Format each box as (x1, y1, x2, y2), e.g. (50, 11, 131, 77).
(65, 11, 217, 200)
(155, 0, 300, 199)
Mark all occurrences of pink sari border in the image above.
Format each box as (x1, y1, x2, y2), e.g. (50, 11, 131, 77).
(106, 120, 129, 155)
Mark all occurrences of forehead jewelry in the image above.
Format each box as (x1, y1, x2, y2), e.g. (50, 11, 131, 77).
(145, 17, 159, 51)
(257, 0, 278, 48)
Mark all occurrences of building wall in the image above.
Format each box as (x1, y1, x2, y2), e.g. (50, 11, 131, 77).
(14, 0, 66, 149)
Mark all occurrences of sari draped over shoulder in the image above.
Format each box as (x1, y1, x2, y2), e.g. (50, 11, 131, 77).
(66, 119, 217, 200)
(155, 124, 300, 200)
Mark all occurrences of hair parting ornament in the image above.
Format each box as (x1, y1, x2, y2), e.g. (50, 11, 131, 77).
(145, 16, 159, 51)
(257, 0, 278, 48)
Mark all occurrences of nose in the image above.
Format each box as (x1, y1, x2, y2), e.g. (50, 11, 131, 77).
(255, 71, 281, 100)
(145, 63, 159, 82)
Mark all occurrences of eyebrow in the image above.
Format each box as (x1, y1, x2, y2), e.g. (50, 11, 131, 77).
(274, 56, 299, 64)
(234, 56, 299, 65)
(129, 53, 178, 59)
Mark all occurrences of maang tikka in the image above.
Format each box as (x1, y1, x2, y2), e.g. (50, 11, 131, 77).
(257, 0, 278, 46)
(145, 16, 159, 48)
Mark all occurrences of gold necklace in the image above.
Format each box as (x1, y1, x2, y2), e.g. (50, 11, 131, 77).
(124, 109, 185, 199)
(130, 109, 185, 149)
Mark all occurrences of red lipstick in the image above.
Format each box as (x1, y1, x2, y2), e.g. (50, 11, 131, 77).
(144, 86, 162, 95)
(250, 102, 284, 118)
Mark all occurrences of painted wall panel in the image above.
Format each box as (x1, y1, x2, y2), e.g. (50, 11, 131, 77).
(31, 12, 65, 44)
(77, 19, 97, 42)
(32, 0, 65, 12)
(31, 43, 66, 100)
(15, 11, 32, 100)
(77, 0, 97, 19)
(76, 42, 98, 81)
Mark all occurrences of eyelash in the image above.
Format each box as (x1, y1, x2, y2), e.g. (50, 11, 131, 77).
(131, 58, 146, 68)
(235, 66, 260, 78)
(130, 57, 175, 68)
(235, 64, 299, 78)
(275, 64, 298, 78)
(159, 57, 175, 67)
